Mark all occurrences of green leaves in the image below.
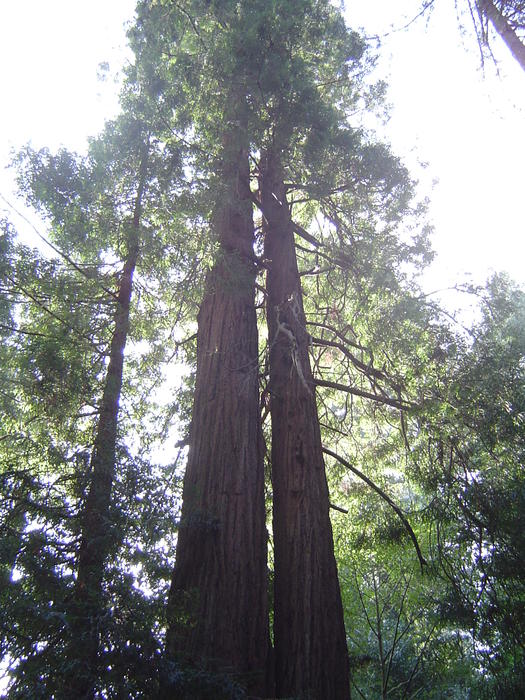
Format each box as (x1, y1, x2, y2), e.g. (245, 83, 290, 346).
(2, 1, 524, 696)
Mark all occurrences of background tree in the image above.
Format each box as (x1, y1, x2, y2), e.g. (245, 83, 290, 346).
(1, 100, 195, 696)
(422, 275, 525, 697)
(323, 268, 525, 698)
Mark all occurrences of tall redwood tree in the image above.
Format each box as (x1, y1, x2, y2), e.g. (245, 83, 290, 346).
(261, 151, 351, 699)
(164, 133, 270, 696)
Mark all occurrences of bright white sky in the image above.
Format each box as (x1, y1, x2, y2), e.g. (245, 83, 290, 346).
(348, 0, 525, 304)
(1, 0, 524, 304)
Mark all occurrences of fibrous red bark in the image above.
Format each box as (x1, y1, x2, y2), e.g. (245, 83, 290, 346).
(261, 151, 351, 700)
(164, 143, 270, 697)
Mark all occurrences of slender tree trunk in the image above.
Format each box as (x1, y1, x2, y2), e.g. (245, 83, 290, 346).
(372, 574, 387, 700)
(163, 139, 270, 697)
(59, 144, 149, 700)
(261, 151, 350, 699)
(478, 0, 525, 71)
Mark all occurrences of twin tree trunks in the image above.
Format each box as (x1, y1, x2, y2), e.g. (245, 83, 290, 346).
(165, 141, 350, 699)
(262, 151, 350, 700)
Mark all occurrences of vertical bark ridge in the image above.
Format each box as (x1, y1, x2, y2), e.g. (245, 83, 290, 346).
(164, 144, 270, 697)
(261, 151, 350, 700)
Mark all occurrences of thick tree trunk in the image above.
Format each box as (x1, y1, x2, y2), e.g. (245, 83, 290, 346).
(59, 145, 149, 700)
(163, 144, 270, 697)
(478, 0, 525, 71)
(261, 152, 350, 700)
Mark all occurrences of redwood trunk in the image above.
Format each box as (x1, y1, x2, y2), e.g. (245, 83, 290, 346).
(261, 152, 350, 699)
(164, 144, 270, 696)
(59, 146, 149, 700)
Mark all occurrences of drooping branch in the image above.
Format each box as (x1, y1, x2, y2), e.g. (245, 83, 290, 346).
(0, 323, 54, 339)
(315, 377, 414, 411)
(5, 273, 106, 355)
(311, 335, 397, 388)
(322, 447, 427, 571)
(306, 320, 364, 352)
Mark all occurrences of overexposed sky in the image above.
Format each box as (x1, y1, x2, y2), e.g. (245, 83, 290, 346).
(1, 0, 523, 296)
(348, 0, 525, 294)
(0, 1, 135, 153)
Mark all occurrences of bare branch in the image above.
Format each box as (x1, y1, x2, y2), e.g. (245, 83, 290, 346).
(290, 221, 322, 248)
(315, 377, 414, 411)
(322, 447, 427, 571)
(330, 502, 349, 514)
(311, 334, 395, 386)
(306, 319, 364, 352)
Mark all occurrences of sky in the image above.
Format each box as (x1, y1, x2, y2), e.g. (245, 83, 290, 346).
(347, 0, 525, 301)
(1, 0, 524, 308)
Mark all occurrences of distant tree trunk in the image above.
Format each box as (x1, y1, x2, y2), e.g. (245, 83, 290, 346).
(163, 138, 270, 697)
(58, 143, 149, 700)
(478, 0, 525, 71)
(261, 151, 350, 700)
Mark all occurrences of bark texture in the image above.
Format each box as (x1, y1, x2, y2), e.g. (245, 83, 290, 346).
(164, 145, 270, 697)
(478, 0, 525, 71)
(261, 152, 350, 700)
(59, 146, 149, 700)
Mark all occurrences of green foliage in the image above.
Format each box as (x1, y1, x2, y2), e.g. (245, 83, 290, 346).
(1, 106, 198, 697)
(2, 1, 524, 697)
(327, 272, 525, 698)
(426, 276, 525, 693)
